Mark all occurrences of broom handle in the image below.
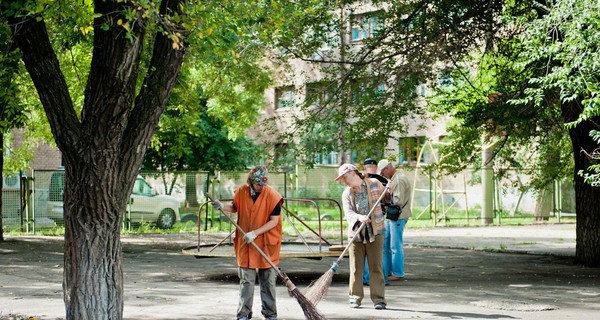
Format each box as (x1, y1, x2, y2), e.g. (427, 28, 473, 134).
(333, 183, 391, 266)
(206, 194, 286, 279)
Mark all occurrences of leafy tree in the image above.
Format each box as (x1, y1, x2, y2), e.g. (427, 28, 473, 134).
(263, 0, 600, 266)
(2, 0, 327, 317)
(141, 25, 269, 204)
(3, 0, 189, 317)
(262, 0, 509, 162)
(0, 22, 23, 241)
(514, 0, 600, 265)
(431, 0, 600, 266)
(142, 59, 268, 175)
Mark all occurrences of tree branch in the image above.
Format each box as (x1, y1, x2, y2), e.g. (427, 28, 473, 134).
(6, 4, 81, 159)
(121, 0, 187, 178)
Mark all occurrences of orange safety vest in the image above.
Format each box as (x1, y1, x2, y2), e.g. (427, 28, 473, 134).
(233, 184, 283, 269)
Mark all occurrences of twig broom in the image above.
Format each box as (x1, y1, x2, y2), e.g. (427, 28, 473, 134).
(206, 194, 326, 320)
(304, 184, 390, 305)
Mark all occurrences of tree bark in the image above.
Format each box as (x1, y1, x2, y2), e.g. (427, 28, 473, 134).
(562, 100, 600, 267)
(7, 0, 187, 318)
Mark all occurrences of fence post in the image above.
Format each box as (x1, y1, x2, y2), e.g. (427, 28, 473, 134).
(495, 174, 501, 225)
(481, 142, 495, 225)
(428, 165, 432, 225)
(555, 179, 562, 223)
(433, 166, 437, 227)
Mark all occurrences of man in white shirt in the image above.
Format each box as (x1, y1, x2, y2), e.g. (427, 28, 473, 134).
(377, 159, 412, 280)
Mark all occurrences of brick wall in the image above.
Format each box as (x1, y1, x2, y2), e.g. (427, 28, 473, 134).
(10, 128, 62, 172)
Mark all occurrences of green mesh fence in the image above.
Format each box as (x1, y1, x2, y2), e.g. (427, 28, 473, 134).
(1, 166, 578, 233)
(1, 174, 23, 229)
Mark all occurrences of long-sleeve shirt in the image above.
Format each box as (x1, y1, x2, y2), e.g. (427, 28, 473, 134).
(342, 177, 386, 243)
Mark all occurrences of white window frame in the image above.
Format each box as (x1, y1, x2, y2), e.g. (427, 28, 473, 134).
(275, 86, 296, 109)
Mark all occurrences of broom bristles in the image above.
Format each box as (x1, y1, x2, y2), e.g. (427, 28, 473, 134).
(304, 268, 335, 305)
(290, 287, 328, 320)
(280, 274, 327, 320)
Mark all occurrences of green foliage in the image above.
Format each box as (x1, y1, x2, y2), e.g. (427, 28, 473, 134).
(517, 0, 600, 127)
(142, 99, 261, 173)
(3, 0, 321, 174)
(1, 18, 31, 173)
(0, 24, 24, 131)
(513, 0, 600, 185)
(260, 1, 510, 164)
(0, 7, 69, 173)
(142, 62, 265, 172)
(427, 3, 574, 189)
(581, 130, 600, 186)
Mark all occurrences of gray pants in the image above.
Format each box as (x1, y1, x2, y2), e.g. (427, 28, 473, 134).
(237, 267, 277, 319)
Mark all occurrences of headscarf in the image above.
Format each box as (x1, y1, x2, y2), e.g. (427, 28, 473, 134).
(249, 166, 269, 186)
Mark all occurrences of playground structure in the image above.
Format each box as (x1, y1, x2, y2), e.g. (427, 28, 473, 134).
(182, 198, 349, 259)
(411, 137, 470, 225)
(410, 136, 575, 225)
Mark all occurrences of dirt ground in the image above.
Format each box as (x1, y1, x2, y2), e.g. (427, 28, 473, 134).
(1, 226, 600, 320)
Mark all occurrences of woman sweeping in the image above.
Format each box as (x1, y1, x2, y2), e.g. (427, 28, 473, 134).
(335, 163, 387, 310)
(211, 166, 283, 320)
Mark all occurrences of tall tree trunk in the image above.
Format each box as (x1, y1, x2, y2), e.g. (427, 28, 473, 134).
(562, 100, 600, 267)
(7, 0, 187, 318)
(63, 161, 128, 319)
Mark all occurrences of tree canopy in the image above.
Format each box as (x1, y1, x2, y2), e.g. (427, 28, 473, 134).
(1, 0, 330, 318)
(259, 0, 600, 266)
(261, 0, 510, 162)
(142, 48, 270, 173)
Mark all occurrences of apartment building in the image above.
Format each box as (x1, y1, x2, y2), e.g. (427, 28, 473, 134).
(249, 3, 449, 169)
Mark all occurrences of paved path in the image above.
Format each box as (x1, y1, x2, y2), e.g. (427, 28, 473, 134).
(2, 223, 598, 320)
(404, 223, 576, 257)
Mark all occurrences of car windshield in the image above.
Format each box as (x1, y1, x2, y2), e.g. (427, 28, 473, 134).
(133, 178, 153, 196)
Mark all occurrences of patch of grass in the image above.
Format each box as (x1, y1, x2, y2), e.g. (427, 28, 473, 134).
(514, 241, 538, 245)
(2, 226, 65, 236)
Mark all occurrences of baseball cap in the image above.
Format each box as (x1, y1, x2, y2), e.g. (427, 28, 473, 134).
(335, 163, 358, 181)
(363, 158, 377, 165)
(377, 159, 391, 175)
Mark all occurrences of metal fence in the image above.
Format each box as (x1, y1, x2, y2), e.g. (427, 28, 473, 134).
(1, 165, 577, 233)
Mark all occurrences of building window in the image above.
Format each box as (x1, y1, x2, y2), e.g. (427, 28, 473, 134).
(438, 71, 453, 89)
(310, 27, 338, 60)
(351, 15, 383, 41)
(351, 78, 385, 104)
(416, 84, 426, 97)
(313, 150, 339, 165)
(438, 66, 470, 89)
(306, 82, 335, 107)
(275, 86, 296, 109)
(399, 137, 427, 165)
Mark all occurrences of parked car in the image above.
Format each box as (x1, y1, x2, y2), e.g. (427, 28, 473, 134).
(48, 171, 180, 229)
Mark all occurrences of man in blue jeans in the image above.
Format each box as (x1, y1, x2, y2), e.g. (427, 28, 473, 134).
(377, 159, 412, 281)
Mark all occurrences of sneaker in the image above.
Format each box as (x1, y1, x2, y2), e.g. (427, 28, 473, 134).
(238, 317, 249, 320)
(374, 303, 386, 310)
(349, 301, 360, 308)
(264, 317, 277, 320)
